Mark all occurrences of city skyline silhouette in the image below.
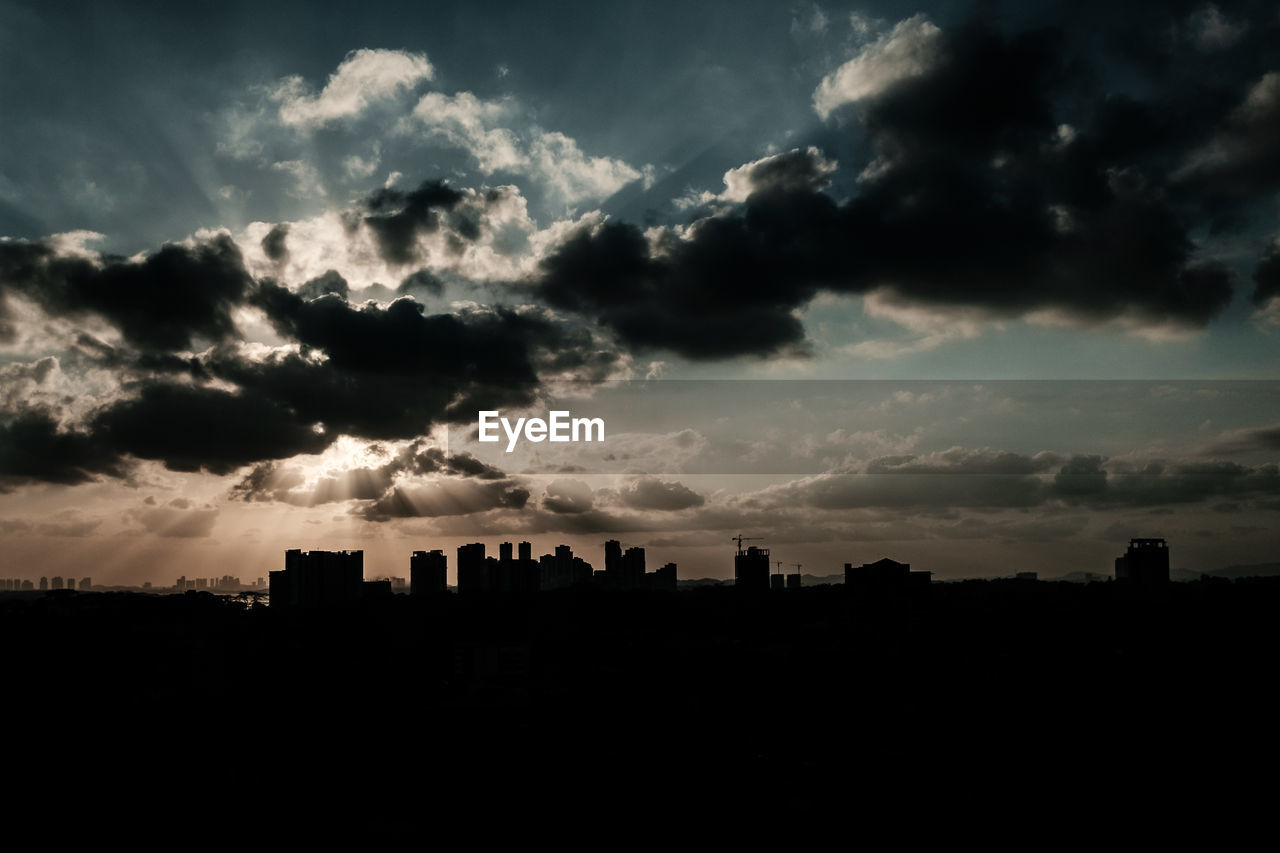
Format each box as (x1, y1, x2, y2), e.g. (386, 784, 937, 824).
(3, 0, 1280, 839)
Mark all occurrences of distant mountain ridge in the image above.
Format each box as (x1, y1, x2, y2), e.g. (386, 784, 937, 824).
(679, 563, 1280, 588)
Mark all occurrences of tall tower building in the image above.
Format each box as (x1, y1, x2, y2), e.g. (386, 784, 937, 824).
(410, 550, 447, 594)
(457, 543, 486, 594)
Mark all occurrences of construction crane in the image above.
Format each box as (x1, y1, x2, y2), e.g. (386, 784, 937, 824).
(732, 535, 762, 552)
(792, 563, 802, 575)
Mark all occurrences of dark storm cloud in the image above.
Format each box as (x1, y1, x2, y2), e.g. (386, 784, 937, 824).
(243, 285, 562, 435)
(732, 146, 836, 196)
(1051, 455, 1280, 507)
(398, 268, 445, 299)
(261, 223, 290, 263)
(0, 273, 611, 482)
(1253, 243, 1280, 303)
(769, 448, 1280, 513)
(230, 439, 509, 506)
(1176, 72, 1280, 204)
(1203, 422, 1280, 455)
(294, 269, 349, 301)
(541, 479, 594, 514)
(0, 412, 127, 490)
(535, 215, 815, 359)
(0, 234, 252, 352)
(90, 383, 330, 475)
(534, 19, 1249, 359)
(618, 477, 705, 511)
(362, 180, 467, 265)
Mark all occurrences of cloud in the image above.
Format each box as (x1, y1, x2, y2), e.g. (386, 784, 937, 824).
(294, 269, 349, 301)
(273, 48, 435, 128)
(409, 92, 643, 206)
(90, 382, 331, 475)
(678, 147, 837, 209)
(261, 224, 289, 263)
(1176, 71, 1280, 202)
(359, 478, 529, 521)
(1051, 456, 1280, 508)
(125, 498, 219, 538)
(36, 511, 102, 538)
(525, 131, 643, 208)
(1253, 236, 1280, 304)
(541, 478, 594, 514)
(1201, 422, 1280, 455)
(0, 411, 127, 490)
(617, 477, 705, 511)
(813, 15, 942, 118)
(743, 447, 1280, 514)
(230, 439, 509, 507)
(0, 233, 252, 353)
(411, 91, 525, 172)
(536, 20, 1238, 358)
(1186, 5, 1247, 52)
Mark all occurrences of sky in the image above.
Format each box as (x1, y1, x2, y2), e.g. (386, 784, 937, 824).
(2, 0, 1280, 584)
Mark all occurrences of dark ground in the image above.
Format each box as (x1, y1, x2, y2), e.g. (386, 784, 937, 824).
(3, 579, 1276, 840)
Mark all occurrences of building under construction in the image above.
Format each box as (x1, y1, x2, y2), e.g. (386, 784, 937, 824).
(1115, 538, 1170, 584)
(734, 545, 771, 590)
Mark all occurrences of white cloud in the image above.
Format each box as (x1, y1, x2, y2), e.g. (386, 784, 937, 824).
(409, 92, 643, 206)
(274, 48, 435, 128)
(271, 159, 326, 199)
(410, 91, 525, 172)
(343, 146, 381, 180)
(526, 131, 642, 207)
(843, 288, 997, 358)
(813, 15, 942, 119)
(1024, 306, 1203, 343)
(675, 147, 837, 210)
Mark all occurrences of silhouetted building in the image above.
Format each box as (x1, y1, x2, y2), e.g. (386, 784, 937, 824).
(648, 562, 677, 592)
(735, 546, 770, 591)
(622, 546, 645, 590)
(410, 550, 447, 595)
(845, 558, 932, 591)
(269, 549, 364, 607)
(494, 541, 538, 593)
(38, 577, 47, 591)
(66, 578, 76, 591)
(541, 545, 593, 590)
(770, 572, 785, 590)
(1115, 538, 1170, 584)
(457, 543, 487, 594)
(605, 540, 621, 576)
(362, 579, 393, 599)
(786, 573, 802, 590)
(50, 576, 63, 590)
